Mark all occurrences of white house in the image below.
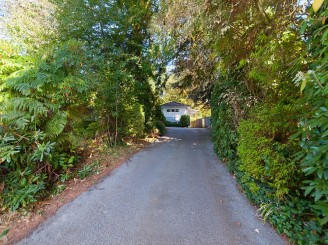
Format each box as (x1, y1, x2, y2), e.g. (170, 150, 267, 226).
(161, 101, 199, 122)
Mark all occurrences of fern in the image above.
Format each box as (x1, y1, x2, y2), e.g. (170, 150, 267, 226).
(11, 82, 33, 96)
(0, 111, 31, 129)
(8, 97, 48, 116)
(44, 111, 68, 137)
(36, 72, 52, 86)
(0, 58, 25, 76)
(11, 116, 31, 130)
(0, 41, 91, 213)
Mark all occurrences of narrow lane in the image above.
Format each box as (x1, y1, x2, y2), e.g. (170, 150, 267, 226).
(19, 128, 284, 245)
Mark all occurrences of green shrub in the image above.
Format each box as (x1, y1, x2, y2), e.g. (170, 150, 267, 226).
(293, 2, 328, 226)
(155, 120, 166, 135)
(122, 103, 145, 138)
(0, 40, 89, 211)
(165, 115, 190, 127)
(179, 115, 190, 127)
(211, 82, 239, 173)
(1, 168, 46, 211)
(205, 2, 328, 243)
(165, 120, 179, 127)
(237, 103, 303, 198)
(77, 162, 99, 179)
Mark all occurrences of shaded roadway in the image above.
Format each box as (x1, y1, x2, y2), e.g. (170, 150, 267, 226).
(18, 128, 284, 245)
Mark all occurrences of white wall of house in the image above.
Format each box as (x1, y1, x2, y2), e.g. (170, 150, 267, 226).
(161, 106, 189, 122)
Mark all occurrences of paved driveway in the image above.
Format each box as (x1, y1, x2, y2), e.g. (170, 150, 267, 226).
(18, 128, 284, 245)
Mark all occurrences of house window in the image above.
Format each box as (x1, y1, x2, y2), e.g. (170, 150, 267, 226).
(167, 109, 179, 112)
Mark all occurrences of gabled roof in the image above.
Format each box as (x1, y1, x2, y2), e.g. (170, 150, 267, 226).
(161, 101, 189, 107)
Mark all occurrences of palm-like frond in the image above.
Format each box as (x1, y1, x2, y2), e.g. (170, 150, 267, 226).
(45, 111, 68, 137)
(8, 97, 48, 116)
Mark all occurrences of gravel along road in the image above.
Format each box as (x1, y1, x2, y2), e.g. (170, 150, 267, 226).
(18, 128, 285, 245)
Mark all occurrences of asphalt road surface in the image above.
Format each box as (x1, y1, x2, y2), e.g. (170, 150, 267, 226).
(18, 128, 284, 245)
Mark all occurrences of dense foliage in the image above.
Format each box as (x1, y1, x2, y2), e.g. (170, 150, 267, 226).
(179, 115, 190, 127)
(154, 0, 328, 243)
(1, 40, 90, 210)
(165, 115, 190, 127)
(0, 0, 166, 212)
(296, 1, 328, 226)
(1, 1, 328, 243)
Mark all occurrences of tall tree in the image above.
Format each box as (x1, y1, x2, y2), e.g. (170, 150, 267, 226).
(2, 0, 58, 54)
(54, 0, 163, 140)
